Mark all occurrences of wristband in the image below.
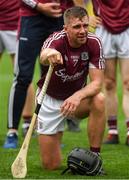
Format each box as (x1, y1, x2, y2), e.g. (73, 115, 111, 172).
(22, 0, 38, 9)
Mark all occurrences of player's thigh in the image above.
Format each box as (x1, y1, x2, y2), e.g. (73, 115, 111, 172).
(117, 27, 129, 59)
(104, 59, 117, 89)
(75, 93, 105, 119)
(36, 94, 65, 135)
(119, 59, 129, 82)
(105, 59, 117, 80)
(95, 25, 119, 82)
(2, 30, 17, 54)
(95, 26, 116, 58)
(75, 98, 91, 119)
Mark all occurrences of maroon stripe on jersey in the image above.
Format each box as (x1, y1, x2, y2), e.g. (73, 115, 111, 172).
(88, 33, 105, 69)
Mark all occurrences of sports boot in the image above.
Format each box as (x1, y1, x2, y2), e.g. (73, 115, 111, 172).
(125, 136, 129, 146)
(3, 132, 18, 149)
(103, 134, 119, 144)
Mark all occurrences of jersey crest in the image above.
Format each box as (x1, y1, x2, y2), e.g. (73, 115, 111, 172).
(81, 52, 89, 61)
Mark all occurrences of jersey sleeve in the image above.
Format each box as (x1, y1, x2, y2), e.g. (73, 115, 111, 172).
(91, 0, 100, 16)
(88, 34, 105, 70)
(42, 31, 64, 51)
(22, 0, 38, 9)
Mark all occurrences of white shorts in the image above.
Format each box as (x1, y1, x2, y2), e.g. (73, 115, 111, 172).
(95, 26, 129, 59)
(37, 94, 66, 135)
(0, 30, 17, 54)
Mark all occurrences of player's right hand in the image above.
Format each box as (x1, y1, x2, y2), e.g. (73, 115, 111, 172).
(47, 50, 63, 66)
(36, 2, 62, 18)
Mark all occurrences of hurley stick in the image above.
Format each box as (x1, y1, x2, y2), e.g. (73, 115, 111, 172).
(11, 65, 54, 178)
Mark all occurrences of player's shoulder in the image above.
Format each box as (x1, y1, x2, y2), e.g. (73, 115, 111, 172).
(88, 32, 101, 42)
(43, 30, 66, 48)
(87, 32, 102, 47)
(49, 30, 66, 41)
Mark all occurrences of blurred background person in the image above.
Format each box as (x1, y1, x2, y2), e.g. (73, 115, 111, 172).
(89, 0, 129, 145)
(0, 0, 35, 148)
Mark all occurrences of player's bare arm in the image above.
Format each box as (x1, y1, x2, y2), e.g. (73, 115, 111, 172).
(72, 0, 85, 7)
(60, 68, 104, 116)
(40, 48, 63, 66)
(77, 68, 104, 99)
(36, 3, 62, 17)
(22, 0, 62, 17)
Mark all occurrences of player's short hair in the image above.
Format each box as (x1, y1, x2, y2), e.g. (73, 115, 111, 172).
(63, 6, 89, 25)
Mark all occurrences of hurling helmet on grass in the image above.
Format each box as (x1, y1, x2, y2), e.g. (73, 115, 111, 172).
(62, 147, 104, 176)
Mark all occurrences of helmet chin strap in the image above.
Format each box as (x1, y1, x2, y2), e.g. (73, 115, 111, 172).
(61, 167, 70, 175)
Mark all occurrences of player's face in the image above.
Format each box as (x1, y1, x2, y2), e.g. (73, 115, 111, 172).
(64, 16, 89, 48)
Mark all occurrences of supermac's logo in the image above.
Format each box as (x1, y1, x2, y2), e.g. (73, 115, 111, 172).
(55, 68, 84, 82)
(81, 52, 89, 61)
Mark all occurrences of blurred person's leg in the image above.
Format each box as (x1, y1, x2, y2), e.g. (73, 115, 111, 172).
(104, 58, 119, 144)
(9, 51, 35, 138)
(95, 26, 119, 144)
(1, 30, 35, 138)
(22, 83, 35, 137)
(0, 30, 17, 64)
(3, 16, 44, 149)
(120, 60, 129, 145)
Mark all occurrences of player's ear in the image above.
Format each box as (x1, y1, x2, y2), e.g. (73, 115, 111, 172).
(63, 25, 68, 33)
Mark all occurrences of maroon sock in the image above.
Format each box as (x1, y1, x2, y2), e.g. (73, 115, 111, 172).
(22, 116, 32, 124)
(107, 116, 117, 131)
(90, 147, 100, 155)
(126, 119, 129, 136)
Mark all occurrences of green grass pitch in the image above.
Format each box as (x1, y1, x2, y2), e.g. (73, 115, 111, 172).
(0, 52, 129, 179)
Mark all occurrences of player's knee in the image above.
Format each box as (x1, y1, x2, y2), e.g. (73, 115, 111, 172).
(16, 74, 32, 89)
(93, 93, 105, 112)
(123, 79, 129, 91)
(105, 78, 116, 91)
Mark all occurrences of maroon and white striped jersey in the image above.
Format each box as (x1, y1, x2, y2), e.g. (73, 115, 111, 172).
(0, 0, 20, 30)
(37, 30, 105, 100)
(38, 31, 105, 99)
(92, 0, 129, 34)
(20, 0, 74, 16)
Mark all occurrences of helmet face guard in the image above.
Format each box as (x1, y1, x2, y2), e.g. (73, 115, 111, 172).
(62, 147, 103, 176)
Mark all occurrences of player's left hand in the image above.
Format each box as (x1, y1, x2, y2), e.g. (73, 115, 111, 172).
(60, 94, 81, 117)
